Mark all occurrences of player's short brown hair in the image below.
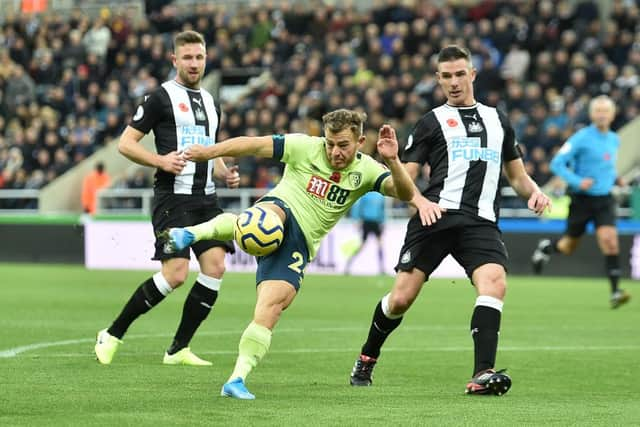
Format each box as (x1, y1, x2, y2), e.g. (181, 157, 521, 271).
(437, 45, 472, 64)
(322, 109, 367, 138)
(174, 30, 205, 51)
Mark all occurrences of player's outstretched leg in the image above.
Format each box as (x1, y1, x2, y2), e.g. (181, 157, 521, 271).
(162, 213, 237, 253)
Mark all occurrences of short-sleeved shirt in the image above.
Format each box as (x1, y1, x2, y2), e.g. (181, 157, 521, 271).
(550, 124, 619, 196)
(402, 103, 521, 222)
(130, 80, 221, 196)
(266, 134, 391, 260)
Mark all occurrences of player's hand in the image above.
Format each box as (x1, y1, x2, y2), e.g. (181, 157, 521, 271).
(225, 165, 240, 188)
(413, 194, 446, 226)
(579, 178, 594, 191)
(376, 125, 399, 162)
(158, 150, 187, 174)
(527, 190, 552, 216)
(183, 144, 210, 162)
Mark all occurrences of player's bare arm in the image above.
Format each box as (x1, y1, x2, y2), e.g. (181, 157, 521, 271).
(118, 126, 186, 174)
(402, 161, 445, 226)
(377, 125, 414, 202)
(184, 136, 274, 162)
(504, 158, 552, 216)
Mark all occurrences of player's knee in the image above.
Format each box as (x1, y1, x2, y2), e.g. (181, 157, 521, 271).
(599, 234, 618, 253)
(202, 260, 225, 278)
(388, 292, 415, 313)
(475, 272, 506, 299)
(163, 267, 189, 288)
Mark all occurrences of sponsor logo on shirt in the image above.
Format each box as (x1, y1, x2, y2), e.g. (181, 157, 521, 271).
(450, 136, 499, 163)
(178, 125, 211, 151)
(307, 175, 331, 198)
(306, 175, 351, 206)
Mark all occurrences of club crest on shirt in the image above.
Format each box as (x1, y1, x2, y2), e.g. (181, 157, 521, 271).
(468, 121, 483, 133)
(349, 172, 362, 188)
(195, 107, 206, 121)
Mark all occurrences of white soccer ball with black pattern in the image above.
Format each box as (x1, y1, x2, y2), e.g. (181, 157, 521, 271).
(234, 206, 284, 256)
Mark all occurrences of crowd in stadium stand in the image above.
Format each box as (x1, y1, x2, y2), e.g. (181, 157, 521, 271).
(1, 0, 640, 209)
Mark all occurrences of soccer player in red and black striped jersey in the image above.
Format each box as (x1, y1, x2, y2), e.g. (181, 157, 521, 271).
(94, 31, 239, 366)
(350, 45, 552, 395)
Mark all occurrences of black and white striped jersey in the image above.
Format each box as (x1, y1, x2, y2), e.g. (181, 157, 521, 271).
(130, 80, 221, 196)
(402, 102, 521, 222)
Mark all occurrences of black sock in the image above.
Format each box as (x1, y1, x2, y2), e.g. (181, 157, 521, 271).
(470, 305, 501, 376)
(167, 282, 218, 355)
(361, 301, 403, 359)
(108, 277, 166, 339)
(605, 255, 620, 294)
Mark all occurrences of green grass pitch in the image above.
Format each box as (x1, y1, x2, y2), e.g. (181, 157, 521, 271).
(0, 263, 638, 426)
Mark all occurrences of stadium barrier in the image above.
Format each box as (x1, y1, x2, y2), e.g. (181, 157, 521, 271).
(3, 216, 640, 279)
(76, 218, 638, 278)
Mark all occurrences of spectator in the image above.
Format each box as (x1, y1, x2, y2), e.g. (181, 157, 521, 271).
(81, 162, 111, 214)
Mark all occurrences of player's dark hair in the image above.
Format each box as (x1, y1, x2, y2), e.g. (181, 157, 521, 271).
(438, 45, 472, 64)
(322, 109, 367, 138)
(174, 30, 205, 51)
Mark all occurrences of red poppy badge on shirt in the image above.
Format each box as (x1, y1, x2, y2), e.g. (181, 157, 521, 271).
(604, 153, 610, 161)
(330, 172, 341, 183)
(179, 103, 189, 112)
(447, 118, 458, 127)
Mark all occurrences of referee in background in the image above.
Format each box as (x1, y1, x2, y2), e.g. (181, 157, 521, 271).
(532, 95, 630, 309)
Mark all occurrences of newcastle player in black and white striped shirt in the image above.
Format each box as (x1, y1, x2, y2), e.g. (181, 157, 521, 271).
(95, 31, 240, 366)
(351, 46, 552, 395)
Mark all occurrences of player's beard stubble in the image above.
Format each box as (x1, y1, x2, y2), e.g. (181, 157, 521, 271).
(179, 68, 203, 89)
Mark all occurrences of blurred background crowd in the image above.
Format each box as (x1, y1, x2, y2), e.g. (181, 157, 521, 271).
(1, 0, 640, 202)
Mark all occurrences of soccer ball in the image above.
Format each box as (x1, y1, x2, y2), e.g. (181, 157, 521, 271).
(234, 206, 284, 256)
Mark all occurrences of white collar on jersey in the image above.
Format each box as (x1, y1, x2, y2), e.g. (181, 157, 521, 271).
(444, 102, 478, 110)
(170, 79, 202, 93)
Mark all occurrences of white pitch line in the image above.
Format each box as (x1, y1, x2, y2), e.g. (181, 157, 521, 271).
(2, 324, 639, 359)
(5, 344, 640, 359)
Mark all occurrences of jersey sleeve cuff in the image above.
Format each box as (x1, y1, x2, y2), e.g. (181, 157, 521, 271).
(272, 134, 285, 160)
(374, 171, 391, 193)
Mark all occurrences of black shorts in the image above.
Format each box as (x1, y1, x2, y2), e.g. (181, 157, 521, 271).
(361, 221, 382, 240)
(395, 212, 507, 282)
(151, 193, 234, 261)
(566, 194, 616, 237)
